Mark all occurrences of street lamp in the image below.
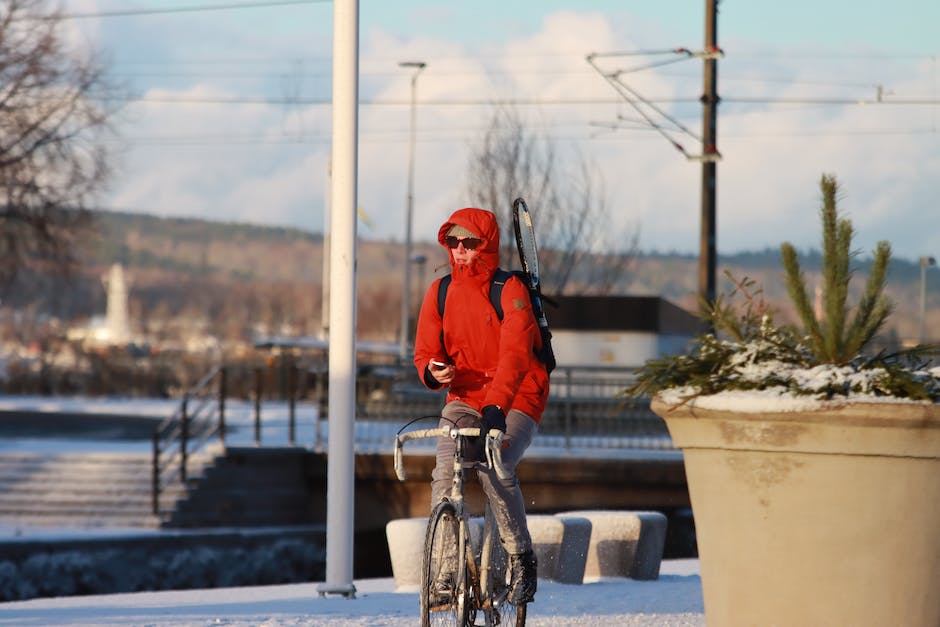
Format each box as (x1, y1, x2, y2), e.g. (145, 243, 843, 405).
(398, 60, 426, 361)
(920, 255, 936, 343)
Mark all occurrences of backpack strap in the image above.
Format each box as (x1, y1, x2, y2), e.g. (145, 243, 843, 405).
(436, 274, 452, 318)
(488, 269, 513, 321)
(437, 269, 513, 320)
(436, 274, 451, 351)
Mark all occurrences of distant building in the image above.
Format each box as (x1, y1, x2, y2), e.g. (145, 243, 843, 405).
(546, 295, 700, 369)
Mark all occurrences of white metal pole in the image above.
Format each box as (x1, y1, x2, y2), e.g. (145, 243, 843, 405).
(317, 0, 358, 598)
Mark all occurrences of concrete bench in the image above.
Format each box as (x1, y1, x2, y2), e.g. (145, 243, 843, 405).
(527, 514, 592, 584)
(386, 516, 486, 590)
(387, 514, 594, 589)
(556, 510, 667, 580)
(386, 517, 428, 590)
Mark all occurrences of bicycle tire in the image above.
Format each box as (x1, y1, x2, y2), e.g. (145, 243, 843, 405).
(421, 500, 469, 627)
(481, 504, 527, 626)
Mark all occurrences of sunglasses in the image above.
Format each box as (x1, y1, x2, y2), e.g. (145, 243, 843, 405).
(445, 236, 482, 250)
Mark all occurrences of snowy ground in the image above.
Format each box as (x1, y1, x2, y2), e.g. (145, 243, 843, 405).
(0, 560, 704, 626)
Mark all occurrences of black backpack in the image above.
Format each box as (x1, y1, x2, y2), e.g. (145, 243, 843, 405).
(436, 268, 556, 373)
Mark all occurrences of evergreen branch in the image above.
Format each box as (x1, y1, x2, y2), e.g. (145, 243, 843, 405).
(781, 243, 823, 352)
(819, 174, 841, 360)
(846, 241, 893, 355)
(828, 217, 853, 358)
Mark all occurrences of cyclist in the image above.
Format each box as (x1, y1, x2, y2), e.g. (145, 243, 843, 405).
(413, 206, 549, 605)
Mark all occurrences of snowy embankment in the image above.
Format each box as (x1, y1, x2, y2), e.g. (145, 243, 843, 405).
(0, 526, 325, 602)
(0, 560, 705, 626)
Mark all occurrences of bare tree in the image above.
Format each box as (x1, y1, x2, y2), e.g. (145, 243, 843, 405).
(465, 106, 638, 296)
(0, 0, 120, 284)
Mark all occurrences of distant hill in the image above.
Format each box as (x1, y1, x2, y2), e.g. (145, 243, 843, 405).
(4, 209, 932, 346)
(89, 210, 326, 282)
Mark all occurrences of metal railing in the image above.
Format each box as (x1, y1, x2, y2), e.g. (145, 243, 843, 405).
(539, 366, 670, 449)
(151, 367, 227, 516)
(340, 364, 672, 452)
(150, 363, 315, 516)
(151, 361, 672, 515)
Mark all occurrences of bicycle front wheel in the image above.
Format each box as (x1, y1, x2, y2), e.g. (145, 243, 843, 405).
(421, 500, 468, 626)
(481, 505, 526, 626)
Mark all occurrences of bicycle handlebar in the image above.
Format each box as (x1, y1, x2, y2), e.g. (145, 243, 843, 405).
(394, 426, 510, 481)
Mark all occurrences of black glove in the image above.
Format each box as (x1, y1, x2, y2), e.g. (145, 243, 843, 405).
(480, 405, 506, 434)
(423, 366, 442, 389)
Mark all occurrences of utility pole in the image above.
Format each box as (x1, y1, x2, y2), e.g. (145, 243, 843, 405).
(699, 0, 720, 307)
(584, 2, 721, 307)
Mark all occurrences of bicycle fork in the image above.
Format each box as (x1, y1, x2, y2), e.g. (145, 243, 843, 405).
(449, 433, 472, 621)
(479, 504, 502, 609)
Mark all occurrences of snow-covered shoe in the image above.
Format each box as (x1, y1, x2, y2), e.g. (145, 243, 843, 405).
(508, 549, 537, 604)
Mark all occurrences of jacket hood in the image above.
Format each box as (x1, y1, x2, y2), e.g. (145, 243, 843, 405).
(438, 207, 500, 275)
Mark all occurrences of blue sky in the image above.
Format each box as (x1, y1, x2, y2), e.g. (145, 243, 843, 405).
(369, 1, 938, 53)
(63, 0, 940, 260)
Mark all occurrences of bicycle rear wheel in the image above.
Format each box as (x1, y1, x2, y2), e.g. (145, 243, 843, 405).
(421, 500, 468, 626)
(481, 505, 526, 626)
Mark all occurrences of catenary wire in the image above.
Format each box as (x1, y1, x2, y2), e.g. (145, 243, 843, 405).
(51, 0, 327, 20)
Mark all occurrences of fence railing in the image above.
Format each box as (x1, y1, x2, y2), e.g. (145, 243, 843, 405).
(337, 364, 671, 452)
(151, 366, 226, 516)
(539, 367, 669, 450)
(151, 361, 672, 515)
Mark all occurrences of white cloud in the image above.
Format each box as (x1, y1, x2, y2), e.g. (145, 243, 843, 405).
(710, 55, 940, 257)
(73, 3, 937, 260)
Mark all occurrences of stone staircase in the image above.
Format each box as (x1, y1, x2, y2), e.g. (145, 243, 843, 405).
(0, 446, 312, 530)
(0, 451, 192, 529)
(165, 447, 313, 528)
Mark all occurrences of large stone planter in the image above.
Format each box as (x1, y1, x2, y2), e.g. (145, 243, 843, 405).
(651, 396, 940, 627)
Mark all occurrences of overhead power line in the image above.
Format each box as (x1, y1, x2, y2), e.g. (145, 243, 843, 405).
(55, 0, 327, 20)
(587, 49, 705, 158)
(108, 94, 940, 107)
(112, 117, 940, 148)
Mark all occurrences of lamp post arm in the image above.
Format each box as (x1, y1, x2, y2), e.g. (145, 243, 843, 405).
(398, 61, 426, 361)
(920, 256, 937, 344)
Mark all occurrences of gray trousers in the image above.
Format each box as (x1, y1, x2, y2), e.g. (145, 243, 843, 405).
(431, 400, 537, 555)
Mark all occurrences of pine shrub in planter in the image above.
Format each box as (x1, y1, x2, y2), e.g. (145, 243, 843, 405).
(630, 174, 939, 403)
(628, 174, 940, 627)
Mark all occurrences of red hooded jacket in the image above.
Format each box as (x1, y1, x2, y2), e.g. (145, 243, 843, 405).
(413, 207, 549, 421)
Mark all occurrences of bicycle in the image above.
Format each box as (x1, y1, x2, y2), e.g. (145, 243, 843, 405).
(394, 418, 528, 627)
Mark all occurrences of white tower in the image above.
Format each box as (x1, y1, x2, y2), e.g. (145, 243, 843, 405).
(103, 263, 130, 344)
